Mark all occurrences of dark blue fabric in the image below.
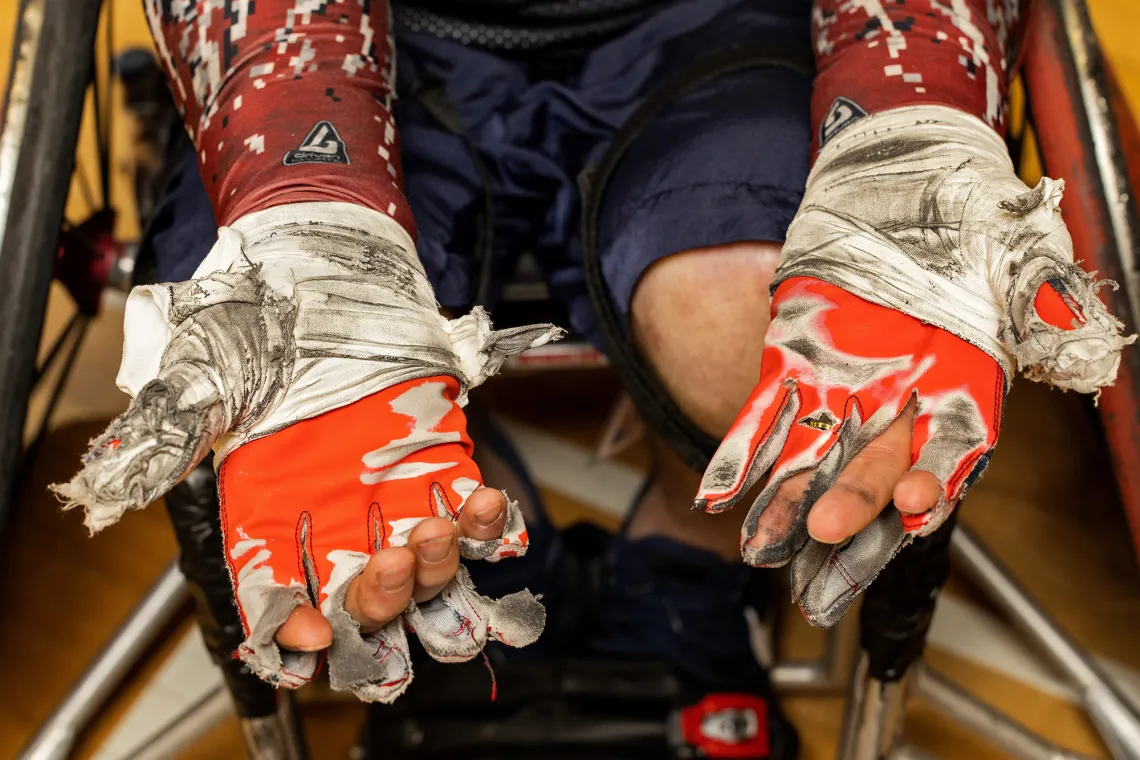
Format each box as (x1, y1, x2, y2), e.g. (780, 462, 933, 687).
(146, 0, 811, 347)
(595, 66, 813, 322)
(584, 532, 770, 691)
(147, 150, 219, 284)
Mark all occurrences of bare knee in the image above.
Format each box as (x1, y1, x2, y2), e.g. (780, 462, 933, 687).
(630, 241, 781, 439)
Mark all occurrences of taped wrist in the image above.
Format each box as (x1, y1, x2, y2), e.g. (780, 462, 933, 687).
(776, 105, 1133, 394)
(55, 202, 563, 533)
(52, 273, 296, 531)
(119, 201, 563, 463)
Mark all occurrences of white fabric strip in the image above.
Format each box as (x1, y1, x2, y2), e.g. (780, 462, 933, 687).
(776, 105, 1069, 383)
(116, 202, 560, 463)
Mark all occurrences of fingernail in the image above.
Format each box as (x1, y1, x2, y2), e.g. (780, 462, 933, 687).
(473, 503, 503, 527)
(290, 641, 328, 653)
(416, 535, 453, 564)
(807, 520, 834, 544)
(379, 567, 412, 592)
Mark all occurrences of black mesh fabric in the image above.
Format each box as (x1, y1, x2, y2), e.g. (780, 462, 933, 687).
(393, 0, 674, 52)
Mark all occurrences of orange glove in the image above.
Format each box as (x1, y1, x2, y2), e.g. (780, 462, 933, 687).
(696, 107, 1133, 628)
(55, 203, 561, 701)
(695, 277, 1003, 627)
(222, 375, 539, 701)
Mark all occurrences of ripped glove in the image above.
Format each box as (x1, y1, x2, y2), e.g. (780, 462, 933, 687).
(695, 106, 1134, 628)
(53, 202, 562, 701)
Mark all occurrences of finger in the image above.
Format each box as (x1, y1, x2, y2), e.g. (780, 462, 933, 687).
(737, 389, 856, 565)
(344, 547, 416, 633)
(695, 373, 800, 513)
(274, 603, 334, 652)
(408, 516, 460, 603)
(741, 469, 814, 565)
(791, 507, 909, 628)
(456, 487, 507, 542)
(893, 469, 942, 514)
(805, 399, 917, 544)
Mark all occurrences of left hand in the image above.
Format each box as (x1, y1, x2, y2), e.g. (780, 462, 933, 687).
(695, 105, 1134, 627)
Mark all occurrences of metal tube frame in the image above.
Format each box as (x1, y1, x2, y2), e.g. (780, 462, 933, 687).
(17, 563, 189, 760)
(911, 664, 1096, 760)
(951, 528, 1140, 760)
(837, 527, 1140, 760)
(15, 558, 308, 760)
(838, 653, 912, 760)
(772, 608, 860, 696)
(119, 684, 231, 760)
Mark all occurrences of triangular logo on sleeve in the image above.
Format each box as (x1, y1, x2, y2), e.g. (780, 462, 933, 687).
(283, 121, 350, 165)
(819, 97, 868, 147)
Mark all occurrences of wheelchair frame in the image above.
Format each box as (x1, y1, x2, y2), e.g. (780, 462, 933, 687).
(5, 0, 1140, 757)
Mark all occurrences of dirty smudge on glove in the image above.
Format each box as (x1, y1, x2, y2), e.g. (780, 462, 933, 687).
(778, 106, 1133, 393)
(52, 203, 563, 532)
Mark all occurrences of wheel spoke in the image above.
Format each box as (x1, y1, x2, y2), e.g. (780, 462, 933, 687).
(32, 310, 82, 388)
(22, 313, 90, 473)
(90, 0, 114, 209)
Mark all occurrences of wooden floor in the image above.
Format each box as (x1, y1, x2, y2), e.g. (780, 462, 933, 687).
(3, 2, 1140, 759)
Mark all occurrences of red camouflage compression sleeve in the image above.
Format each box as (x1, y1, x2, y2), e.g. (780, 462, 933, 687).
(811, 0, 1028, 154)
(143, 0, 414, 234)
(810, 0, 1084, 329)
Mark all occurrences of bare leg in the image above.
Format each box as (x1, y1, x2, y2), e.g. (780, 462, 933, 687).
(625, 241, 782, 559)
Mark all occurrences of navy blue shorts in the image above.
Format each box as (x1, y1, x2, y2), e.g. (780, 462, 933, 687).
(146, 0, 813, 347)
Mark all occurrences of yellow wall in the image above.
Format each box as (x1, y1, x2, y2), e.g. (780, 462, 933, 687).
(1, 0, 1138, 241)
(0, 1, 155, 239)
(1089, 0, 1140, 109)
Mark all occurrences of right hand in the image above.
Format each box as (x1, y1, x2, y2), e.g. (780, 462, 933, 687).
(54, 202, 562, 702)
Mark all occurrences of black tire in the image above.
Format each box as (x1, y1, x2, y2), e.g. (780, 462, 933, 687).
(0, 0, 104, 533)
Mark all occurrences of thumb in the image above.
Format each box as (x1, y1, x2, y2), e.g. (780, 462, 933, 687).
(53, 284, 291, 531)
(51, 373, 226, 532)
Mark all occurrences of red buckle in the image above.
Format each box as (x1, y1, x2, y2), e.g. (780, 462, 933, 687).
(676, 693, 771, 758)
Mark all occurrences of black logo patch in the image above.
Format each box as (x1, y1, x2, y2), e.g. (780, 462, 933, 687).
(284, 121, 350, 166)
(819, 97, 868, 147)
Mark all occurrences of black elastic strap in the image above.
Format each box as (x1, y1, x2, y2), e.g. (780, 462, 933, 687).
(580, 43, 814, 472)
(164, 459, 284, 720)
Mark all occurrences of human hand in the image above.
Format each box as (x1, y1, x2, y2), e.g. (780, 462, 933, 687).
(54, 202, 561, 700)
(695, 106, 1132, 627)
